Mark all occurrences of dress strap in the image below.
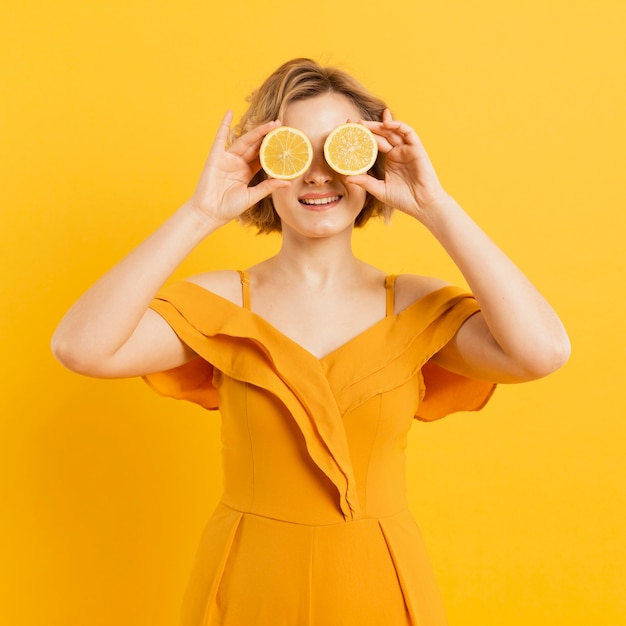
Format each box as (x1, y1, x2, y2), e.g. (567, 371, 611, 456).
(384, 274, 397, 317)
(237, 270, 251, 310)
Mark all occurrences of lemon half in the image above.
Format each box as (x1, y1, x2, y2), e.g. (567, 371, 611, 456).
(323, 123, 378, 176)
(259, 126, 313, 180)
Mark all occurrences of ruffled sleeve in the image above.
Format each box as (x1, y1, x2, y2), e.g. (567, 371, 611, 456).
(143, 357, 218, 410)
(140, 282, 227, 410)
(411, 290, 497, 421)
(416, 360, 496, 421)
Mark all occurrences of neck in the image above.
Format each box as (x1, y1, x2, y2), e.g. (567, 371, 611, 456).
(271, 229, 361, 288)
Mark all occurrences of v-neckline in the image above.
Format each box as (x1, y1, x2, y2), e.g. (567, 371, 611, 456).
(180, 279, 452, 365)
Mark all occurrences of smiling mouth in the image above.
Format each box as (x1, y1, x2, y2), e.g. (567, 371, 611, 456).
(299, 196, 341, 206)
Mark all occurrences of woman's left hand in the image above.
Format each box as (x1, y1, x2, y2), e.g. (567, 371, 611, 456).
(347, 109, 448, 222)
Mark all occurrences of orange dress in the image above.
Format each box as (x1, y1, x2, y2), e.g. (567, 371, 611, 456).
(144, 273, 496, 626)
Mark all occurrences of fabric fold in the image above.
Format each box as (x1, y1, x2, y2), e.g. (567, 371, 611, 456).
(179, 504, 243, 626)
(378, 511, 449, 626)
(321, 286, 495, 419)
(145, 282, 361, 520)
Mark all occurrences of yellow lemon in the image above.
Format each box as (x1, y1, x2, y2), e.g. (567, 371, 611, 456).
(259, 126, 313, 180)
(323, 123, 378, 176)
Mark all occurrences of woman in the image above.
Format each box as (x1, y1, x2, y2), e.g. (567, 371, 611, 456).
(52, 58, 570, 625)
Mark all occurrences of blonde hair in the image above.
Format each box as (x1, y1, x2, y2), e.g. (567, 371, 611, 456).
(232, 58, 391, 234)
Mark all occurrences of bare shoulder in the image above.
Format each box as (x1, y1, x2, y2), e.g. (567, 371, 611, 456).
(393, 273, 451, 314)
(186, 270, 243, 305)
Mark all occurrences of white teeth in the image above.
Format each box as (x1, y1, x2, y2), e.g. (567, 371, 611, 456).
(300, 196, 340, 206)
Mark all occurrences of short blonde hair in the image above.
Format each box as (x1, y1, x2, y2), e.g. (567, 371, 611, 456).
(232, 58, 391, 234)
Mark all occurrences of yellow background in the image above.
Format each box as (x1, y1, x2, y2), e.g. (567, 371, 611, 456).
(2, 1, 625, 624)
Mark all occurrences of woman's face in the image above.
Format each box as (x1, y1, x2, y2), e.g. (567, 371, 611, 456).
(270, 92, 368, 240)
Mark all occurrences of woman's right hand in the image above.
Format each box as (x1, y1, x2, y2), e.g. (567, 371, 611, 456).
(186, 112, 290, 227)
(51, 112, 291, 379)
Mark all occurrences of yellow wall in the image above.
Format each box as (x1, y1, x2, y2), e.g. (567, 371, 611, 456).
(2, 1, 625, 624)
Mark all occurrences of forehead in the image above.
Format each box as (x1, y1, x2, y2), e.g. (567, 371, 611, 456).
(282, 92, 362, 139)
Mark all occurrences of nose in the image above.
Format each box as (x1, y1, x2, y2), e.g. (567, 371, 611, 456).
(303, 151, 334, 185)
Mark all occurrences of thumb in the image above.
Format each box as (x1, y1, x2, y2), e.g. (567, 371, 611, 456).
(345, 174, 386, 203)
(247, 178, 290, 206)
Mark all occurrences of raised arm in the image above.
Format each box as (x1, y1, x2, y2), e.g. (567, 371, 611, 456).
(351, 110, 571, 383)
(51, 113, 288, 379)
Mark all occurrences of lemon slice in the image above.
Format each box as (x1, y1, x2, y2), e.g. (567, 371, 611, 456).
(259, 126, 313, 180)
(323, 123, 378, 176)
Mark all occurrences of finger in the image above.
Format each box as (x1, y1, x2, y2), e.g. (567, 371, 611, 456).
(365, 117, 420, 145)
(230, 120, 281, 161)
(247, 178, 290, 205)
(377, 122, 415, 148)
(206, 111, 234, 159)
(358, 119, 404, 152)
(380, 128, 406, 148)
(372, 133, 395, 153)
(381, 119, 422, 146)
(215, 110, 234, 144)
(344, 174, 386, 202)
